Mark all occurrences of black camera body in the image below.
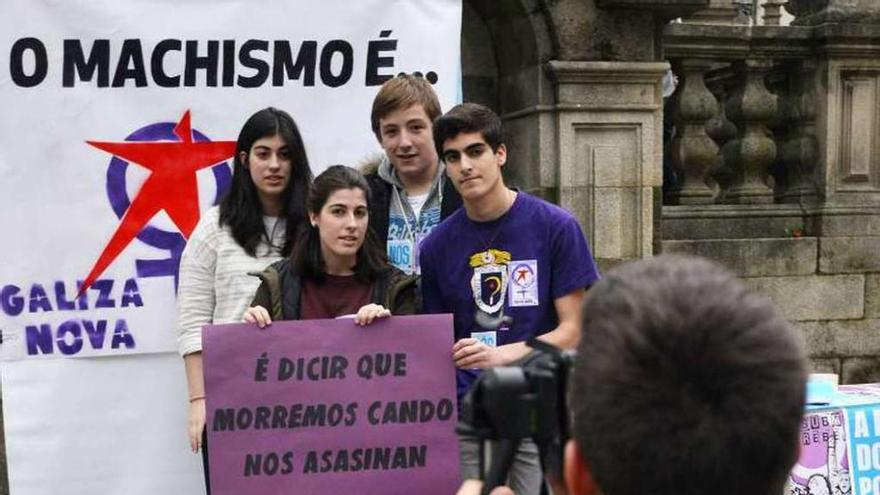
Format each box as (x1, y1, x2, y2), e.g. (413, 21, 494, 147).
(457, 339, 574, 494)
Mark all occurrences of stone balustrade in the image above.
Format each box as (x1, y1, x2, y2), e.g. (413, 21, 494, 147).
(663, 21, 824, 206)
(665, 6, 880, 207)
(662, 0, 880, 382)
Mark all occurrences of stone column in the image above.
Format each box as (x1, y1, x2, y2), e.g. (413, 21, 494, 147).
(724, 59, 778, 204)
(777, 60, 819, 202)
(762, 0, 786, 25)
(813, 41, 880, 207)
(666, 59, 719, 204)
(705, 67, 740, 201)
(546, 61, 667, 270)
(769, 0, 880, 210)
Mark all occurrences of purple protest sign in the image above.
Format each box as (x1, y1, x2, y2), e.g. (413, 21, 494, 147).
(203, 314, 460, 495)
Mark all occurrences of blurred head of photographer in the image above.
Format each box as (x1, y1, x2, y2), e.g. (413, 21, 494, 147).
(458, 255, 808, 495)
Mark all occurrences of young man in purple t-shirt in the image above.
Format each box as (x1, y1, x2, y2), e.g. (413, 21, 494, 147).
(419, 103, 600, 494)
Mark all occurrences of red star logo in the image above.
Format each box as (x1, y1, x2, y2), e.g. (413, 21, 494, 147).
(516, 268, 530, 282)
(79, 110, 236, 293)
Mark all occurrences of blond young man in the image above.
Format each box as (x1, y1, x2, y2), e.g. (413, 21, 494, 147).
(364, 74, 461, 274)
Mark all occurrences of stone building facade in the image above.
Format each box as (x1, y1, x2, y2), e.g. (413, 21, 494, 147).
(460, 0, 880, 381)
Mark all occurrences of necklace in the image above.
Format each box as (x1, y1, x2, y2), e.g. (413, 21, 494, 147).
(467, 190, 517, 315)
(263, 216, 284, 253)
(472, 189, 516, 253)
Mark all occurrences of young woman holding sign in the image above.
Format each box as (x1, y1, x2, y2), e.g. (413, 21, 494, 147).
(176, 107, 313, 493)
(243, 165, 418, 326)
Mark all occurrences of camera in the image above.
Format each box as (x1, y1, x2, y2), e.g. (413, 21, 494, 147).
(457, 338, 574, 494)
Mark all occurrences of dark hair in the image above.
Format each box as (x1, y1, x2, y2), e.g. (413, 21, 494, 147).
(371, 74, 442, 141)
(219, 107, 313, 256)
(572, 255, 807, 495)
(433, 102, 504, 158)
(291, 165, 388, 283)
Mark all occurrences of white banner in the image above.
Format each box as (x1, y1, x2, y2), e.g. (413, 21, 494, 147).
(0, 0, 461, 362)
(0, 0, 461, 493)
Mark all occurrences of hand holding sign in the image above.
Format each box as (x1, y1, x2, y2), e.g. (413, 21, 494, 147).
(354, 304, 391, 326)
(452, 337, 505, 369)
(203, 314, 459, 495)
(243, 305, 273, 328)
(244, 303, 392, 328)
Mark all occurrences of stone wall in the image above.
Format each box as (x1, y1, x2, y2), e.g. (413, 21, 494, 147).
(661, 212, 880, 382)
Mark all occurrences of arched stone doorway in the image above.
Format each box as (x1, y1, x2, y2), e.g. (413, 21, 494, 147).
(459, 0, 676, 270)
(460, 0, 555, 194)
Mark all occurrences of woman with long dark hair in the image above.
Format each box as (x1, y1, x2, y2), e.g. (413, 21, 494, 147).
(176, 107, 312, 492)
(243, 165, 418, 327)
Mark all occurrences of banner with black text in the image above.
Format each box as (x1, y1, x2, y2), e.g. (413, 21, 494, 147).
(0, 1, 461, 493)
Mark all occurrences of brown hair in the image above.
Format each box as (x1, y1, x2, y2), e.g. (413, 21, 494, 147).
(370, 74, 442, 141)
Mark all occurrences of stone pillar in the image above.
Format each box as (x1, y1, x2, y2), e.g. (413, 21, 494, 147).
(777, 60, 819, 202)
(762, 0, 786, 25)
(813, 44, 880, 207)
(705, 67, 740, 200)
(666, 59, 719, 204)
(546, 61, 667, 270)
(724, 59, 778, 204)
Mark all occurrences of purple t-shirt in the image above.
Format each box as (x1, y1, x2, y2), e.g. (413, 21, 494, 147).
(419, 192, 600, 402)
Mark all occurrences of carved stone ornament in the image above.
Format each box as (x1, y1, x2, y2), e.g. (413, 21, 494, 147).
(786, 0, 880, 24)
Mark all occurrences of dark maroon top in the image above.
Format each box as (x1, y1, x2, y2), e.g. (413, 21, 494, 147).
(300, 274, 373, 320)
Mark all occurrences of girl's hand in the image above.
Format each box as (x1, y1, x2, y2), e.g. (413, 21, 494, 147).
(188, 398, 206, 453)
(243, 305, 272, 328)
(354, 304, 391, 326)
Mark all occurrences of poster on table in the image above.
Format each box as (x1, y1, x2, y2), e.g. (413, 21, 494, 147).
(0, 1, 462, 493)
(203, 314, 459, 495)
(788, 384, 880, 495)
(790, 409, 852, 495)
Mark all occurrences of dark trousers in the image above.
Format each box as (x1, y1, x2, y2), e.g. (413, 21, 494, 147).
(201, 429, 211, 495)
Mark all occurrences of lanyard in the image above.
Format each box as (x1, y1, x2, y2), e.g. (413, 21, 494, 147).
(392, 185, 419, 245)
(391, 178, 443, 273)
